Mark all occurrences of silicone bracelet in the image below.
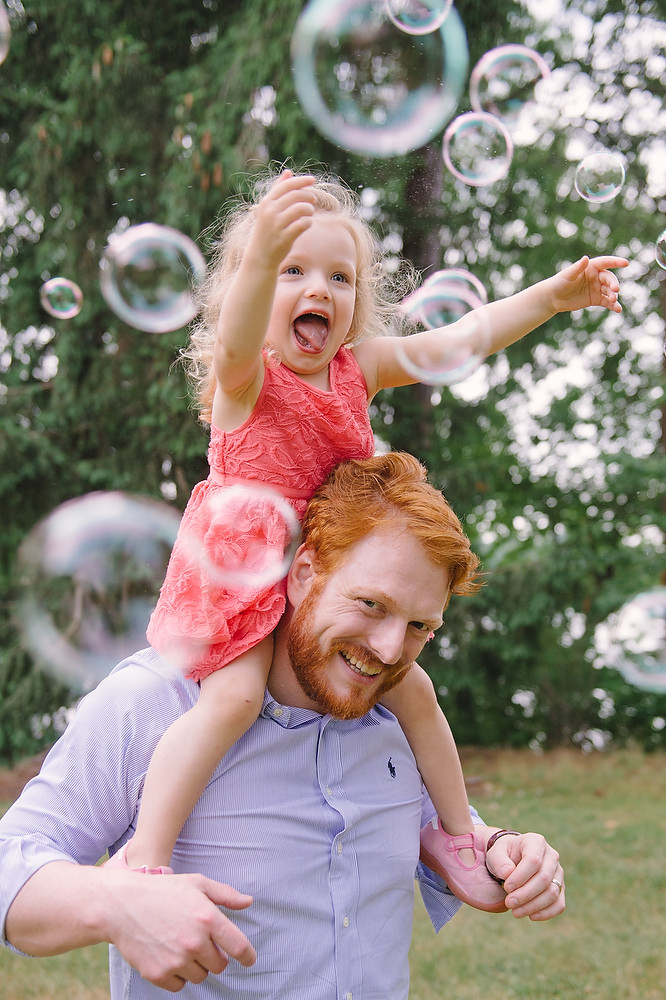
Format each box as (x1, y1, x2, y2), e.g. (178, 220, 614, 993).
(485, 829, 521, 885)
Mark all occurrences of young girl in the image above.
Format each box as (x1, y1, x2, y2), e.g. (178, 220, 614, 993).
(113, 169, 625, 911)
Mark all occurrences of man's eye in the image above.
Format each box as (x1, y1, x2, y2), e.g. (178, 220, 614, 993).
(410, 622, 430, 633)
(361, 599, 381, 611)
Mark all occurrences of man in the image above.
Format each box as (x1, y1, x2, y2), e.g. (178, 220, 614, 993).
(0, 452, 565, 997)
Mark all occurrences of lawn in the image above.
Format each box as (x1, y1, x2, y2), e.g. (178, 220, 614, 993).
(1, 746, 664, 999)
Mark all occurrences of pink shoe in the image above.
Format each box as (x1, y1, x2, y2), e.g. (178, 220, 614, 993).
(419, 818, 507, 913)
(104, 840, 174, 875)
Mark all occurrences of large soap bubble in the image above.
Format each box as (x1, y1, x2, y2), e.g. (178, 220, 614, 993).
(469, 44, 551, 132)
(39, 277, 83, 319)
(402, 267, 488, 328)
(655, 229, 666, 270)
(180, 484, 301, 592)
(442, 111, 513, 186)
(291, 0, 468, 157)
(99, 223, 207, 333)
(574, 152, 625, 204)
(384, 0, 453, 35)
(15, 492, 182, 692)
(592, 588, 666, 694)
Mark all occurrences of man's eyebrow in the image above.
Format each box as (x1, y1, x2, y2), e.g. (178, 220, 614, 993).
(365, 589, 444, 630)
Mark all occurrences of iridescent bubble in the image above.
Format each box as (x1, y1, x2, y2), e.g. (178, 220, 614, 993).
(443, 111, 513, 186)
(655, 229, 666, 270)
(15, 493, 181, 692)
(0, 2, 11, 67)
(181, 484, 301, 591)
(403, 267, 488, 328)
(39, 277, 83, 319)
(291, 0, 468, 157)
(469, 44, 551, 131)
(594, 589, 666, 694)
(574, 152, 625, 204)
(384, 0, 453, 35)
(99, 223, 206, 333)
(393, 311, 490, 386)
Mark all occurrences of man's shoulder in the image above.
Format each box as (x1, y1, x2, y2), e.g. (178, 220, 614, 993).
(87, 647, 199, 717)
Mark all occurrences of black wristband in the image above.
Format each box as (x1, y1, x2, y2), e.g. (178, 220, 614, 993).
(485, 829, 521, 886)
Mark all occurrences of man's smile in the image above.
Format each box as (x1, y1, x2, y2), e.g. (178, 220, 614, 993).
(339, 648, 383, 678)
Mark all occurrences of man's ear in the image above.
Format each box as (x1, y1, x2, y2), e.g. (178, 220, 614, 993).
(287, 543, 317, 607)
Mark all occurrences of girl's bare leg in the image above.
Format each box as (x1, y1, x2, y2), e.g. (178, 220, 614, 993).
(126, 636, 273, 870)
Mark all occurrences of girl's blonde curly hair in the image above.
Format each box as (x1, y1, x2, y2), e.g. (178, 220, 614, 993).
(181, 170, 416, 424)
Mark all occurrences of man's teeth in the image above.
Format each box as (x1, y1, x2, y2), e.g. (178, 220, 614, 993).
(341, 651, 381, 677)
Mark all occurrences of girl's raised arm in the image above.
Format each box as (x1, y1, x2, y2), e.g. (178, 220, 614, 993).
(357, 255, 628, 396)
(213, 171, 316, 401)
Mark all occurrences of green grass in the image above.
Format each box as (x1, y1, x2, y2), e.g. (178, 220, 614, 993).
(1, 747, 664, 998)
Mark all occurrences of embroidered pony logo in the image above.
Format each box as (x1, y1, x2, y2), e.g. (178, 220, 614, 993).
(387, 757, 396, 779)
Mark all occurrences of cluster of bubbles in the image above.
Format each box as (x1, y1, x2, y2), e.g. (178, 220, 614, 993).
(15, 485, 300, 691)
(592, 589, 666, 694)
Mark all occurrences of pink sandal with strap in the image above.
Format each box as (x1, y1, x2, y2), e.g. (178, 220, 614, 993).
(419, 817, 507, 913)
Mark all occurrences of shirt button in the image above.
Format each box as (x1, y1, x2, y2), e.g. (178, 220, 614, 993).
(345, 993, 353, 1000)
(337, 842, 343, 854)
(272, 707, 283, 717)
(325, 786, 333, 795)
(343, 916, 349, 927)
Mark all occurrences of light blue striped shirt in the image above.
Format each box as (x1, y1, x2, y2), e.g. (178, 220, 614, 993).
(0, 647, 473, 998)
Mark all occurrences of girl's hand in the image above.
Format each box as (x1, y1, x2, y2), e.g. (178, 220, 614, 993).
(252, 169, 317, 269)
(550, 255, 628, 314)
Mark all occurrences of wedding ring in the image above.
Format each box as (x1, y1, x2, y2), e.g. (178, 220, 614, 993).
(551, 877, 563, 893)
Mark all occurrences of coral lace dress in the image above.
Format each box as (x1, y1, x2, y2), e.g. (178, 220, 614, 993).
(146, 347, 374, 681)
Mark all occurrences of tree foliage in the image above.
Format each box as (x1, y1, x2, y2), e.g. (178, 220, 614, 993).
(1, 0, 664, 762)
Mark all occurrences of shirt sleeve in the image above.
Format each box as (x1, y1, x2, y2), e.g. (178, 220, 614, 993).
(0, 651, 190, 949)
(415, 801, 484, 933)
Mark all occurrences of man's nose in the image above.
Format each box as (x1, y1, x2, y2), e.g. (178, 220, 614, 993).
(366, 619, 408, 666)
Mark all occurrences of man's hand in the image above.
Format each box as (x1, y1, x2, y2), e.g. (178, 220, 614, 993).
(482, 829, 565, 921)
(104, 870, 257, 992)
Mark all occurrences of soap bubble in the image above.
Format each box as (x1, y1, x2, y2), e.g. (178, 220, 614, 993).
(99, 223, 206, 333)
(469, 44, 551, 132)
(0, 2, 11, 66)
(393, 310, 490, 386)
(655, 229, 666, 270)
(574, 152, 625, 204)
(592, 589, 666, 694)
(15, 493, 181, 692)
(384, 0, 453, 35)
(291, 0, 468, 157)
(39, 277, 83, 319)
(443, 111, 513, 186)
(403, 268, 487, 328)
(181, 484, 301, 591)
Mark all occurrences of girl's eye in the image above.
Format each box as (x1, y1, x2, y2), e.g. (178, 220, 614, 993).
(284, 265, 301, 275)
(332, 272, 348, 283)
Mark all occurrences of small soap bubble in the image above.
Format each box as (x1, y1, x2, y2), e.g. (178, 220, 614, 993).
(655, 229, 666, 270)
(39, 277, 83, 319)
(574, 152, 625, 204)
(384, 0, 453, 35)
(0, 2, 11, 66)
(443, 111, 513, 186)
(593, 589, 666, 694)
(469, 44, 551, 131)
(291, 0, 468, 157)
(99, 223, 206, 333)
(15, 493, 182, 692)
(393, 312, 490, 386)
(181, 484, 301, 592)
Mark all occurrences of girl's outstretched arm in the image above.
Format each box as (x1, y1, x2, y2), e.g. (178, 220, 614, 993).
(213, 171, 316, 402)
(357, 255, 628, 396)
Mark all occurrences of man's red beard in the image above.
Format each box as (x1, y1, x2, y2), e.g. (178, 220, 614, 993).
(286, 580, 411, 719)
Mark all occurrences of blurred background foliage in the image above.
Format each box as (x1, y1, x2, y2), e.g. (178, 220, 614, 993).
(0, 0, 664, 763)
